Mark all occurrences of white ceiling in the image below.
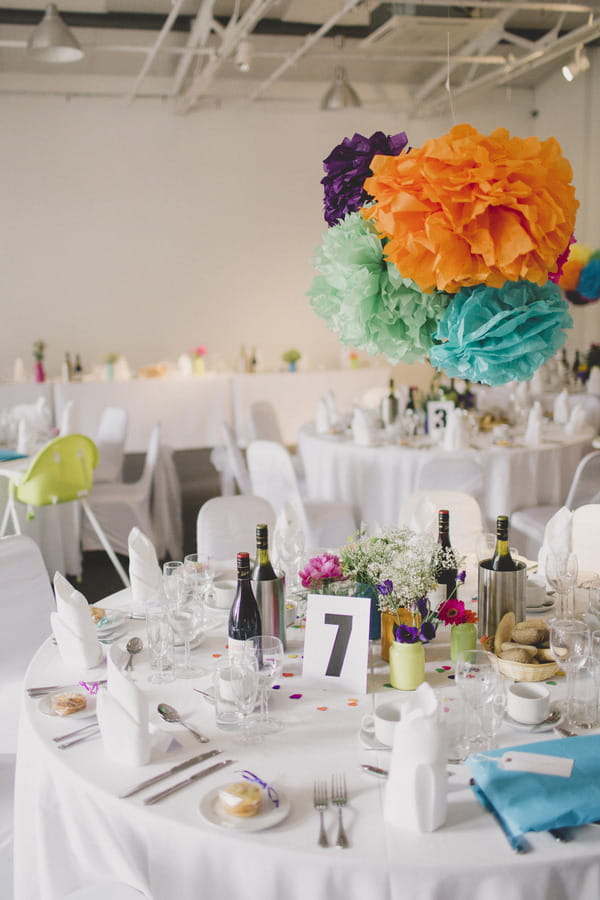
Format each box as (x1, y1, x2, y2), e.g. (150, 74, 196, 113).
(0, 0, 598, 114)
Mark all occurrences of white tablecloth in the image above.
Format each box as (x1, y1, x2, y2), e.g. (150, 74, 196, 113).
(298, 425, 594, 531)
(13, 591, 600, 900)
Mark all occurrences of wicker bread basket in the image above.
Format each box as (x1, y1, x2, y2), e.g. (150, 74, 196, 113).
(489, 653, 559, 682)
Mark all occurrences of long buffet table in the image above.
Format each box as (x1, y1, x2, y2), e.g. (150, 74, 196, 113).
(1, 368, 391, 452)
(14, 589, 600, 900)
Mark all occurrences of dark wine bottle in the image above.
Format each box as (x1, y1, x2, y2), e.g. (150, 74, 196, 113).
(381, 378, 399, 427)
(490, 516, 518, 571)
(406, 385, 418, 412)
(251, 524, 277, 581)
(228, 551, 262, 656)
(435, 509, 458, 601)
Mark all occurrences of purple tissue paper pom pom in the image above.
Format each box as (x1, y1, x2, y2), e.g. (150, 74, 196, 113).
(321, 130, 408, 226)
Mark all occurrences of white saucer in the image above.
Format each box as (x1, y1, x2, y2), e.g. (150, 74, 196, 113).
(526, 598, 556, 613)
(96, 609, 127, 636)
(199, 787, 291, 832)
(98, 623, 129, 644)
(38, 690, 98, 720)
(504, 708, 562, 733)
(358, 727, 391, 751)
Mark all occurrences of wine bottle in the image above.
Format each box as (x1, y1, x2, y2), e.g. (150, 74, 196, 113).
(251, 524, 277, 581)
(228, 552, 262, 657)
(490, 516, 518, 571)
(406, 386, 418, 412)
(74, 354, 83, 380)
(435, 510, 458, 601)
(381, 378, 399, 427)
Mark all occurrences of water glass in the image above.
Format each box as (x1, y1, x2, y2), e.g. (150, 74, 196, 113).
(546, 553, 578, 617)
(454, 650, 500, 753)
(169, 578, 206, 679)
(213, 661, 244, 731)
(145, 605, 175, 684)
(162, 561, 183, 607)
(245, 635, 284, 735)
(184, 552, 214, 601)
(549, 617, 590, 726)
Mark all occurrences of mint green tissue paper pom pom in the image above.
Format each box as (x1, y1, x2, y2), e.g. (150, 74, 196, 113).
(428, 280, 573, 386)
(307, 212, 450, 365)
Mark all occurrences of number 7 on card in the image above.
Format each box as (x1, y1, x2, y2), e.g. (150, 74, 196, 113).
(302, 594, 371, 694)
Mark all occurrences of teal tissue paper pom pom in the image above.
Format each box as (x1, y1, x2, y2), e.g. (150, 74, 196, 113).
(308, 212, 450, 365)
(429, 280, 573, 386)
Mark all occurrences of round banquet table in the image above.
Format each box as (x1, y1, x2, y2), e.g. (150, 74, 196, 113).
(13, 590, 600, 900)
(298, 424, 594, 531)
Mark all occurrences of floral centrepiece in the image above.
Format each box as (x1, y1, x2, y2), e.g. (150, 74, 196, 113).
(298, 552, 345, 590)
(309, 123, 578, 385)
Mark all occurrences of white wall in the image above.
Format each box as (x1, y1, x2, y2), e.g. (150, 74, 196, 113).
(0, 72, 595, 383)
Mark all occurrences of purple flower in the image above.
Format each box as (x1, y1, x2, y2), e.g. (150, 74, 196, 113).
(419, 621, 437, 643)
(321, 131, 408, 226)
(457, 570, 467, 584)
(414, 595, 429, 619)
(377, 579, 394, 596)
(395, 624, 420, 644)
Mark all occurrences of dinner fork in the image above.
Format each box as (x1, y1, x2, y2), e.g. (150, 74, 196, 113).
(331, 774, 349, 849)
(313, 781, 329, 848)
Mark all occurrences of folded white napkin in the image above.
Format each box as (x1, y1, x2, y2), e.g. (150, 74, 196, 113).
(323, 390, 341, 426)
(530, 368, 546, 395)
(315, 398, 331, 435)
(524, 401, 543, 447)
(513, 380, 531, 409)
(586, 366, 600, 395)
(553, 389, 570, 425)
(96, 644, 151, 766)
(50, 572, 104, 669)
(565, 403, 591, 437)
(384, 683, 447, 833)
(443, 409, 471, 451)
(13, 358, 26, 383)
(351, 407, 376, 446)
(128, 527, 162, 616)
(177, 353, 194, 377)
(537, 506, 572, 579)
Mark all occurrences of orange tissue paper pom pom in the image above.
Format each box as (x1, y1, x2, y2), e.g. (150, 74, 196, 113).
(559, 258, 585, 291)
(362, 123, 579, 294)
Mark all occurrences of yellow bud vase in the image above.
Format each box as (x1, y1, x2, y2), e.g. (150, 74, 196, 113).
(450, 622, 478, 662)
(389, 641, 425, 691)
(193, 356, 206, 375)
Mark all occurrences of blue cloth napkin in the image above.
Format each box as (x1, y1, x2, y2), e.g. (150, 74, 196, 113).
(0, 449, 27, 461)
(467, 735, 600, 838)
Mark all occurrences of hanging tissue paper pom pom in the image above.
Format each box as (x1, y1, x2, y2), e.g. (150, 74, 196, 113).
(362, 124, 578, 294)
(578, 259, 600, 301)
(321, 131, 408, 227)
(308, 212, 450, 364)
(429, 280, 573, 385)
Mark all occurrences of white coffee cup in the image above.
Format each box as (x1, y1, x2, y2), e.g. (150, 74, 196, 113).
(212, 579, 237, 609)
(361, 701, 403, 746)
(506, 682, 551, 725)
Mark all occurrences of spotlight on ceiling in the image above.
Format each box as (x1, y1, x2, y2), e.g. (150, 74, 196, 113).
(562, 44, 590, 82)
(27, 3, 83, 63)
(235, 39, 252, 73)
(321, 66, 362, 111)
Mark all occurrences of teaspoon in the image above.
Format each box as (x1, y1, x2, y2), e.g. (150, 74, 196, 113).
(157, 703, 210, 743)
(124, 637, 143, 671)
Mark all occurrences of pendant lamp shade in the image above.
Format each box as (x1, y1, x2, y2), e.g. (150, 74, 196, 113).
(321, 66, 361, 110)
(27, 3, 83, 63)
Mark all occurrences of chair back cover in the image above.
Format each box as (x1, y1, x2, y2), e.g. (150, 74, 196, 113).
(14, 434, 98, 507)
(565, 451, 600, 509)
(222, 422, 252, 495)
(398, 489, 484, 556)
(415, 454, 484, 502)
(94, 407, 128, 483)
(246, 440, 301, 517)
(58, 401, 74, 437)
(571, 504, 600, 576)
(196, 495, 276, 568)
(247, 401, 284, 444)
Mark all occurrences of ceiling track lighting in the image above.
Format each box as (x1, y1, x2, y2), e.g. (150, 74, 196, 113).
(561, 44, 590, 82)
(27, 3, 83, 63)
(235, 39, 252, 73)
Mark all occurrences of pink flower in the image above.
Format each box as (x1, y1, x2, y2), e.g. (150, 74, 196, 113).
(298, 553, 344, 589)
(193, 345, 207, 357)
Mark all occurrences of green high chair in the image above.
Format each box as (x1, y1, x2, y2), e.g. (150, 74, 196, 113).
(0, 433, 130, 587)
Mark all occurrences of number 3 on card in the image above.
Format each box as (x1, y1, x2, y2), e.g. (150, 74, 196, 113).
(302, 594, 371, 694)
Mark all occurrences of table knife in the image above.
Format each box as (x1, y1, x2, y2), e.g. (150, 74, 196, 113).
(27, 680, 107, 696)
(120, 749, 221, 798)
(144, 759, 234, 805)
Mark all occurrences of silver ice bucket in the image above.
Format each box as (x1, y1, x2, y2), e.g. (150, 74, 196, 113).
(252, 576, 286, 650)
(477, 560, 526, 639)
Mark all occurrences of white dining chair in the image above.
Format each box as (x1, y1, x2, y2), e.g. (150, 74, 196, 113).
(57, 400, 74, 436)
(571, 504, 600, 576)
(222, 422, 252, 495)
(246, 440, 357, 549)
(94, 406, 128, 483)
(414, 454, 485, 503)
(82, 423, 161, 557)
(247, 401, 285, 444)
(196, 494, 276, 571)
(398, 489, 484, 556)
(511, 451, 600, 560)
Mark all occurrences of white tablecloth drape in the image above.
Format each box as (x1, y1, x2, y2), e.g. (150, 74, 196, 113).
(13, 591, 600, 900)
(298, 425, 594, 531)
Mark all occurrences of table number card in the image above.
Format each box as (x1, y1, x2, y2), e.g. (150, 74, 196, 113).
(427, 401, 455, 440)
(302, 593, 371, 694)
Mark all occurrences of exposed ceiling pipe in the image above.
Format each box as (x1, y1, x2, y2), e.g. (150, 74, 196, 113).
(171, 0, 219, 98)
(248, 0, 365, 102)
(417, 16, 600, 115)
(124, 0, 187, 103)
(372, 0, 598, 17)
(178, 0, 277, 110)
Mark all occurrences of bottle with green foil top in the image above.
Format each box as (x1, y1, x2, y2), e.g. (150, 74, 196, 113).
(490, 516, 518, 571)
(251, 524, 286, 649)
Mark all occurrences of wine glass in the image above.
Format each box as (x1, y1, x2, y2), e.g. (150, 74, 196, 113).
(162, 561, 183, 607)
(184, 552, 214, 602)
(273, 506, 306, 594)
(546, 552, 578, 616)
(454, 650, 498, 753)
(549, 617, 590, 727)
(145, 603, 175, 685)
(168, 577, 206, 679)
(228, 656, 260, 744)
(245, 635, 284, 735)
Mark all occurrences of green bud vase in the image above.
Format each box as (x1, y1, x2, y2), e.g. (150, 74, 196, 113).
(450, 622, 478, 662)
(388, 640, 425, 691)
